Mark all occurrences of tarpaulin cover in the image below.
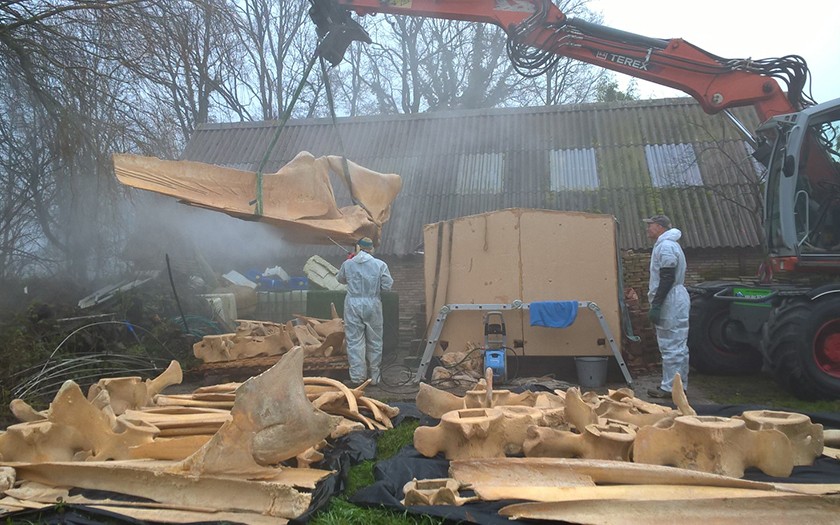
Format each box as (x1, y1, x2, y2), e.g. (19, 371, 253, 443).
(350, 403, 840, 525)
(0, 505, 148, 525)
(293, 402, 425, 523)
(2, 428, 383, 525)
(5, 402, 839, 524)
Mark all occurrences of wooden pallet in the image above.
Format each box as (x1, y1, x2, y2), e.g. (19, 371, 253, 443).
(194, 354, 349, 379)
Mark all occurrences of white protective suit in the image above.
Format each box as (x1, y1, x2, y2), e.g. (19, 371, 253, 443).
(647, 228, 690, 392)
(337, 250, 394, 384)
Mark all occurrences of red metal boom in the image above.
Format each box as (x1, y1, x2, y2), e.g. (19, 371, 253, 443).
(319, 0, 798, 120)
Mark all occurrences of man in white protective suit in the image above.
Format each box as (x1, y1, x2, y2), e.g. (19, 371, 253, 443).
(337, 237, 394, 386)
(643, 214, 690, 398)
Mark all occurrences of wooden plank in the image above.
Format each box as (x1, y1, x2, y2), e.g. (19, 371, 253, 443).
(450, 458, 776, 490)
(500, 495, 840, 524)
(5, 461, 314, 519)
(476, 484, 806, 502)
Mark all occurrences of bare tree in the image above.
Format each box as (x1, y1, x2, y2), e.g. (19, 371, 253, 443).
(357, 15, 430, 114)
(418, 20, 530, 110)
(114, 0, 249, 142)
(0, 0, 183, 281)
(326, 38, 376, 116)
(0, 0, 146, 125)
(0, 80, 53, 279)
(322, 0, 610, 115)
(523, 0, 611, 106)
(231, 0, 323, 120)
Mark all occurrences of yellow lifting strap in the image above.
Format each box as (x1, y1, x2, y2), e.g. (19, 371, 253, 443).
(319, 56, 375, 221)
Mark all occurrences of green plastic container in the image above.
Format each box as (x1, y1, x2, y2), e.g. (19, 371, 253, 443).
(255, 290, 308, 323)
(732, 287, 773, 308)
(306, 290, 400, 352)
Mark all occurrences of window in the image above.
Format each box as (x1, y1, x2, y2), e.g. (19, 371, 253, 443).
(549, 148, 599, 191)
(455, 153, 504, 194)
(743, 141, 766, 181)
(645, 143, 703, 187)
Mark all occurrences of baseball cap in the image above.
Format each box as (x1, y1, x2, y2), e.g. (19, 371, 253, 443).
(642, 214, 672, 228)
(357, 237, 374, 249)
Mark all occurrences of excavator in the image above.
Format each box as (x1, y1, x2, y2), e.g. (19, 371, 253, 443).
(308, 0, 840, 399)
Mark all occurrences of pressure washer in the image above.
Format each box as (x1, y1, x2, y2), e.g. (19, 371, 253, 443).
(483, 311, 507, 384)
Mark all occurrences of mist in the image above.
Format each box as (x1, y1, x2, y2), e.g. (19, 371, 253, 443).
(122, 191, 295, 277)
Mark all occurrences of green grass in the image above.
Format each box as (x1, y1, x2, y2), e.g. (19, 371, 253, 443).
(345, 459, 375, 495)
(311, 498, 444, 525)
(343, 420, 422, 495)
(310, 419, 446, 525)
(378, 419, 421, 459)
(692, 372, 840, 413)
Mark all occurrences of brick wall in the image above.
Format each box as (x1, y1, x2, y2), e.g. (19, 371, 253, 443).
(380, 247, 765, 370)
(281, 247, 763, 370)
(279, 254, 428, 352)
(621, 247, 765, 296)
(380, 255, 426, 351)
(621, 246, 764, 370)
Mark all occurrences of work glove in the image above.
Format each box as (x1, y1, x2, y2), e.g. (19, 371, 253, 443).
(647, 304, 662, 325)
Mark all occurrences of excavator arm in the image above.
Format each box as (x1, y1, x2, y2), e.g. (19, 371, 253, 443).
(308, 0, 840, 402)
(309, 0, 811, 126)
(310, 0, 838, 268)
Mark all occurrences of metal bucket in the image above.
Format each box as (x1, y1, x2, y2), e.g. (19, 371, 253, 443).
(574, 356, 608, 389)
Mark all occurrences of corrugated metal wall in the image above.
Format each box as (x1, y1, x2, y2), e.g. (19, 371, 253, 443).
(182, 97, 764, 256)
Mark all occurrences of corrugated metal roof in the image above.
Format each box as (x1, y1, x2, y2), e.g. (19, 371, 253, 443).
(181, 97, 765, 256)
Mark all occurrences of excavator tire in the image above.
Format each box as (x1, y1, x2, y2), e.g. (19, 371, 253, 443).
(687, 295, 762, 374)
(762, 296, 840, 400)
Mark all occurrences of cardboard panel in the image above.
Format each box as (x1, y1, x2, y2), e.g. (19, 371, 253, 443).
(424, 211, 525, 353)
(519, 211, 619, 356)
(424, 209, 621, 357)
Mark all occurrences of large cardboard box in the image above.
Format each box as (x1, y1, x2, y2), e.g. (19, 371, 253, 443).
(424, 209, 622, 357)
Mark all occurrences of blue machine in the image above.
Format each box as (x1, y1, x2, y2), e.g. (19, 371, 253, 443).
(483, 311, 507, 383)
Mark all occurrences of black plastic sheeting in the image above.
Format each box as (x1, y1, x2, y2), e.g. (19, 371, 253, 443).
(2, 429, 381, 525)
(350, 403, 840, 525)
(291, 428, 379, 524)
(1, 405, 419, 525)
(4, 402, 840, 524)
(0, 505, 148, 525)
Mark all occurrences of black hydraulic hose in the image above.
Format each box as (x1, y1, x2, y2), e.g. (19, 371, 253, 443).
(566, 17, 668, 50)
(252, 52, 320, 216)
(166, 253, 190, 335)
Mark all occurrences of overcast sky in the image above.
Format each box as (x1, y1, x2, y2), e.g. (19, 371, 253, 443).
(588, 0, 839, 105)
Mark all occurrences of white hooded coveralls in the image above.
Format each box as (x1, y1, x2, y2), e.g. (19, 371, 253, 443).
(337, 250, 394, 384)
(647, 228, 690, 392)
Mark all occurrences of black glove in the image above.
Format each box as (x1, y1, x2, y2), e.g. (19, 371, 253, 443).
(649, 267, 676, 325)
(652, 267, 676, 305)
(647, 305, 662, 324)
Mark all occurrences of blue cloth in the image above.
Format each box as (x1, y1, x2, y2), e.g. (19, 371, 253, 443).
(529, 301, 579, 328)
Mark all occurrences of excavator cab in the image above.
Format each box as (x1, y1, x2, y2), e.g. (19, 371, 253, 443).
(761, 98, 840, 273)
(686, 99, 840, 400)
